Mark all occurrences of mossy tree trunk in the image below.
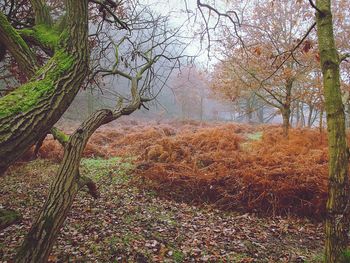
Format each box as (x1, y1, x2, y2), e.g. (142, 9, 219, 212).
(0, 0, 89, 175)
(315, 1, 350, 262)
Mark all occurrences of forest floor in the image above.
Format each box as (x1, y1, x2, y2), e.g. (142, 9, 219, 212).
(0, 120, 330, 262)
(0, 158, 324, 262)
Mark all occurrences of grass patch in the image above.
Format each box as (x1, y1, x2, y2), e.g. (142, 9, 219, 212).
(81, 157, 134, 182)
(172, 249, 185, 263)
(246, 131, 263, 141)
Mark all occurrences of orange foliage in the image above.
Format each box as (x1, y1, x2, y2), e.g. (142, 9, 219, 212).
(135, 125, 329, 219)
(22, 121, 335, 219)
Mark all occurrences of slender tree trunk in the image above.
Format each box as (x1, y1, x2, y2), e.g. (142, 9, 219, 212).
(246, 98, 253, 123)
(14, 110, 114, 263)
(257, 103, 264, 123)
(319, 109, 324, 133)
(345, 101, 350, 129)
(307, 105, 314, 128)
(281, 107, 290, 137)
(296, 101, 300, 127)
(281, 79, 293, 137)
(14, 76, 142, 262)
(300, 102, 306, 127)
(316, 1, 350, 262)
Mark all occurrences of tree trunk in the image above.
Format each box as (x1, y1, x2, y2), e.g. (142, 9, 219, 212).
(307, 105, 314, 128)
(300, 102, 306, 127)
(296, 101, 300, 127)
(14, 76, 142, 262)
(319, 109, 324, 133)
(257, 103, 264, 123)
(316, 1, 350, 262)
(0, 0, 89, 175)
(14, 110, 114, 263)
(246, 98, 253, 123)
(281, 107, 290, 137)
(281, 79, 293, 137)
(347, 102, 350, 128)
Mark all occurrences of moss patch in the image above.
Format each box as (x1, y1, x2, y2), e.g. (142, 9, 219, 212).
(0, 209, 21, 230)
(0, 49, 74, 118)
(0, 13, 34, 59)
(19, 25, 60, 50)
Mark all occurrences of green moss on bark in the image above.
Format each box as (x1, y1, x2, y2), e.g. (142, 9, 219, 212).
(0, 50, 74, 118)
(0, 14, 30, 52)
(19, 25, 59, 50)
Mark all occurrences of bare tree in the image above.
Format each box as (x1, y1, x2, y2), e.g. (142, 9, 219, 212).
(0, 0, 193, 261)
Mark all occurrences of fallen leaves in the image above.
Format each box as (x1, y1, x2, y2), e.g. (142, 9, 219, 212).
(0, 158, 325, 262)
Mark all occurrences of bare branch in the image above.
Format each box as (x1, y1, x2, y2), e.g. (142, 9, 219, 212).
(340, 53, 350, 63)
(261, 22, 316, 84)
(89, 0, 129, 30)
(308, 0, 325, 16)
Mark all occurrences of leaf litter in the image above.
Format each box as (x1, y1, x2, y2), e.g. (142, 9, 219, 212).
(1, 120, 331, 262)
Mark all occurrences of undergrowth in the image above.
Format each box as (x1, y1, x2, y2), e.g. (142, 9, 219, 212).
(21, 120, 333, 219)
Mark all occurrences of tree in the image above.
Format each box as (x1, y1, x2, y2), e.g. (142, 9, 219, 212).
(171, 66, 209, 120)
(210, 0, 318, 136)
(0, 0, 90, 174)
(0, 0, 191, 261)
(199, 0, 350, 260)
(315, 0, 350, 261)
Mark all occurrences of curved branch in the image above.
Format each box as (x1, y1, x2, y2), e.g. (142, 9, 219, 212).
(0, 12, 38, 77)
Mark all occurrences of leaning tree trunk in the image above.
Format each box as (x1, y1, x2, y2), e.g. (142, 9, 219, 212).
(14, 110, 113, 263)
(15, 76, 142, 262)
(0, 0, 89, 175)
(316, 1, 350, 262)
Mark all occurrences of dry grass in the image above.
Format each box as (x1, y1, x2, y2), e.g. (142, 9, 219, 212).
(23, 120, 332, 218)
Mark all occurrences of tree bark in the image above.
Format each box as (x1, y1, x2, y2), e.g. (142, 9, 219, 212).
(296, 101, 300, 127)
(14, 110, 113, 263)
(0, 13, 38, 77)
(281, 79, 293, 137)
(307, 105, 314, 128)
(0, 0, 89, 175)
(281, 107, 291, 137)
(316, 1, 350, 262)
(319, 109, 324, 133)
(15, 77, 142, 262)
